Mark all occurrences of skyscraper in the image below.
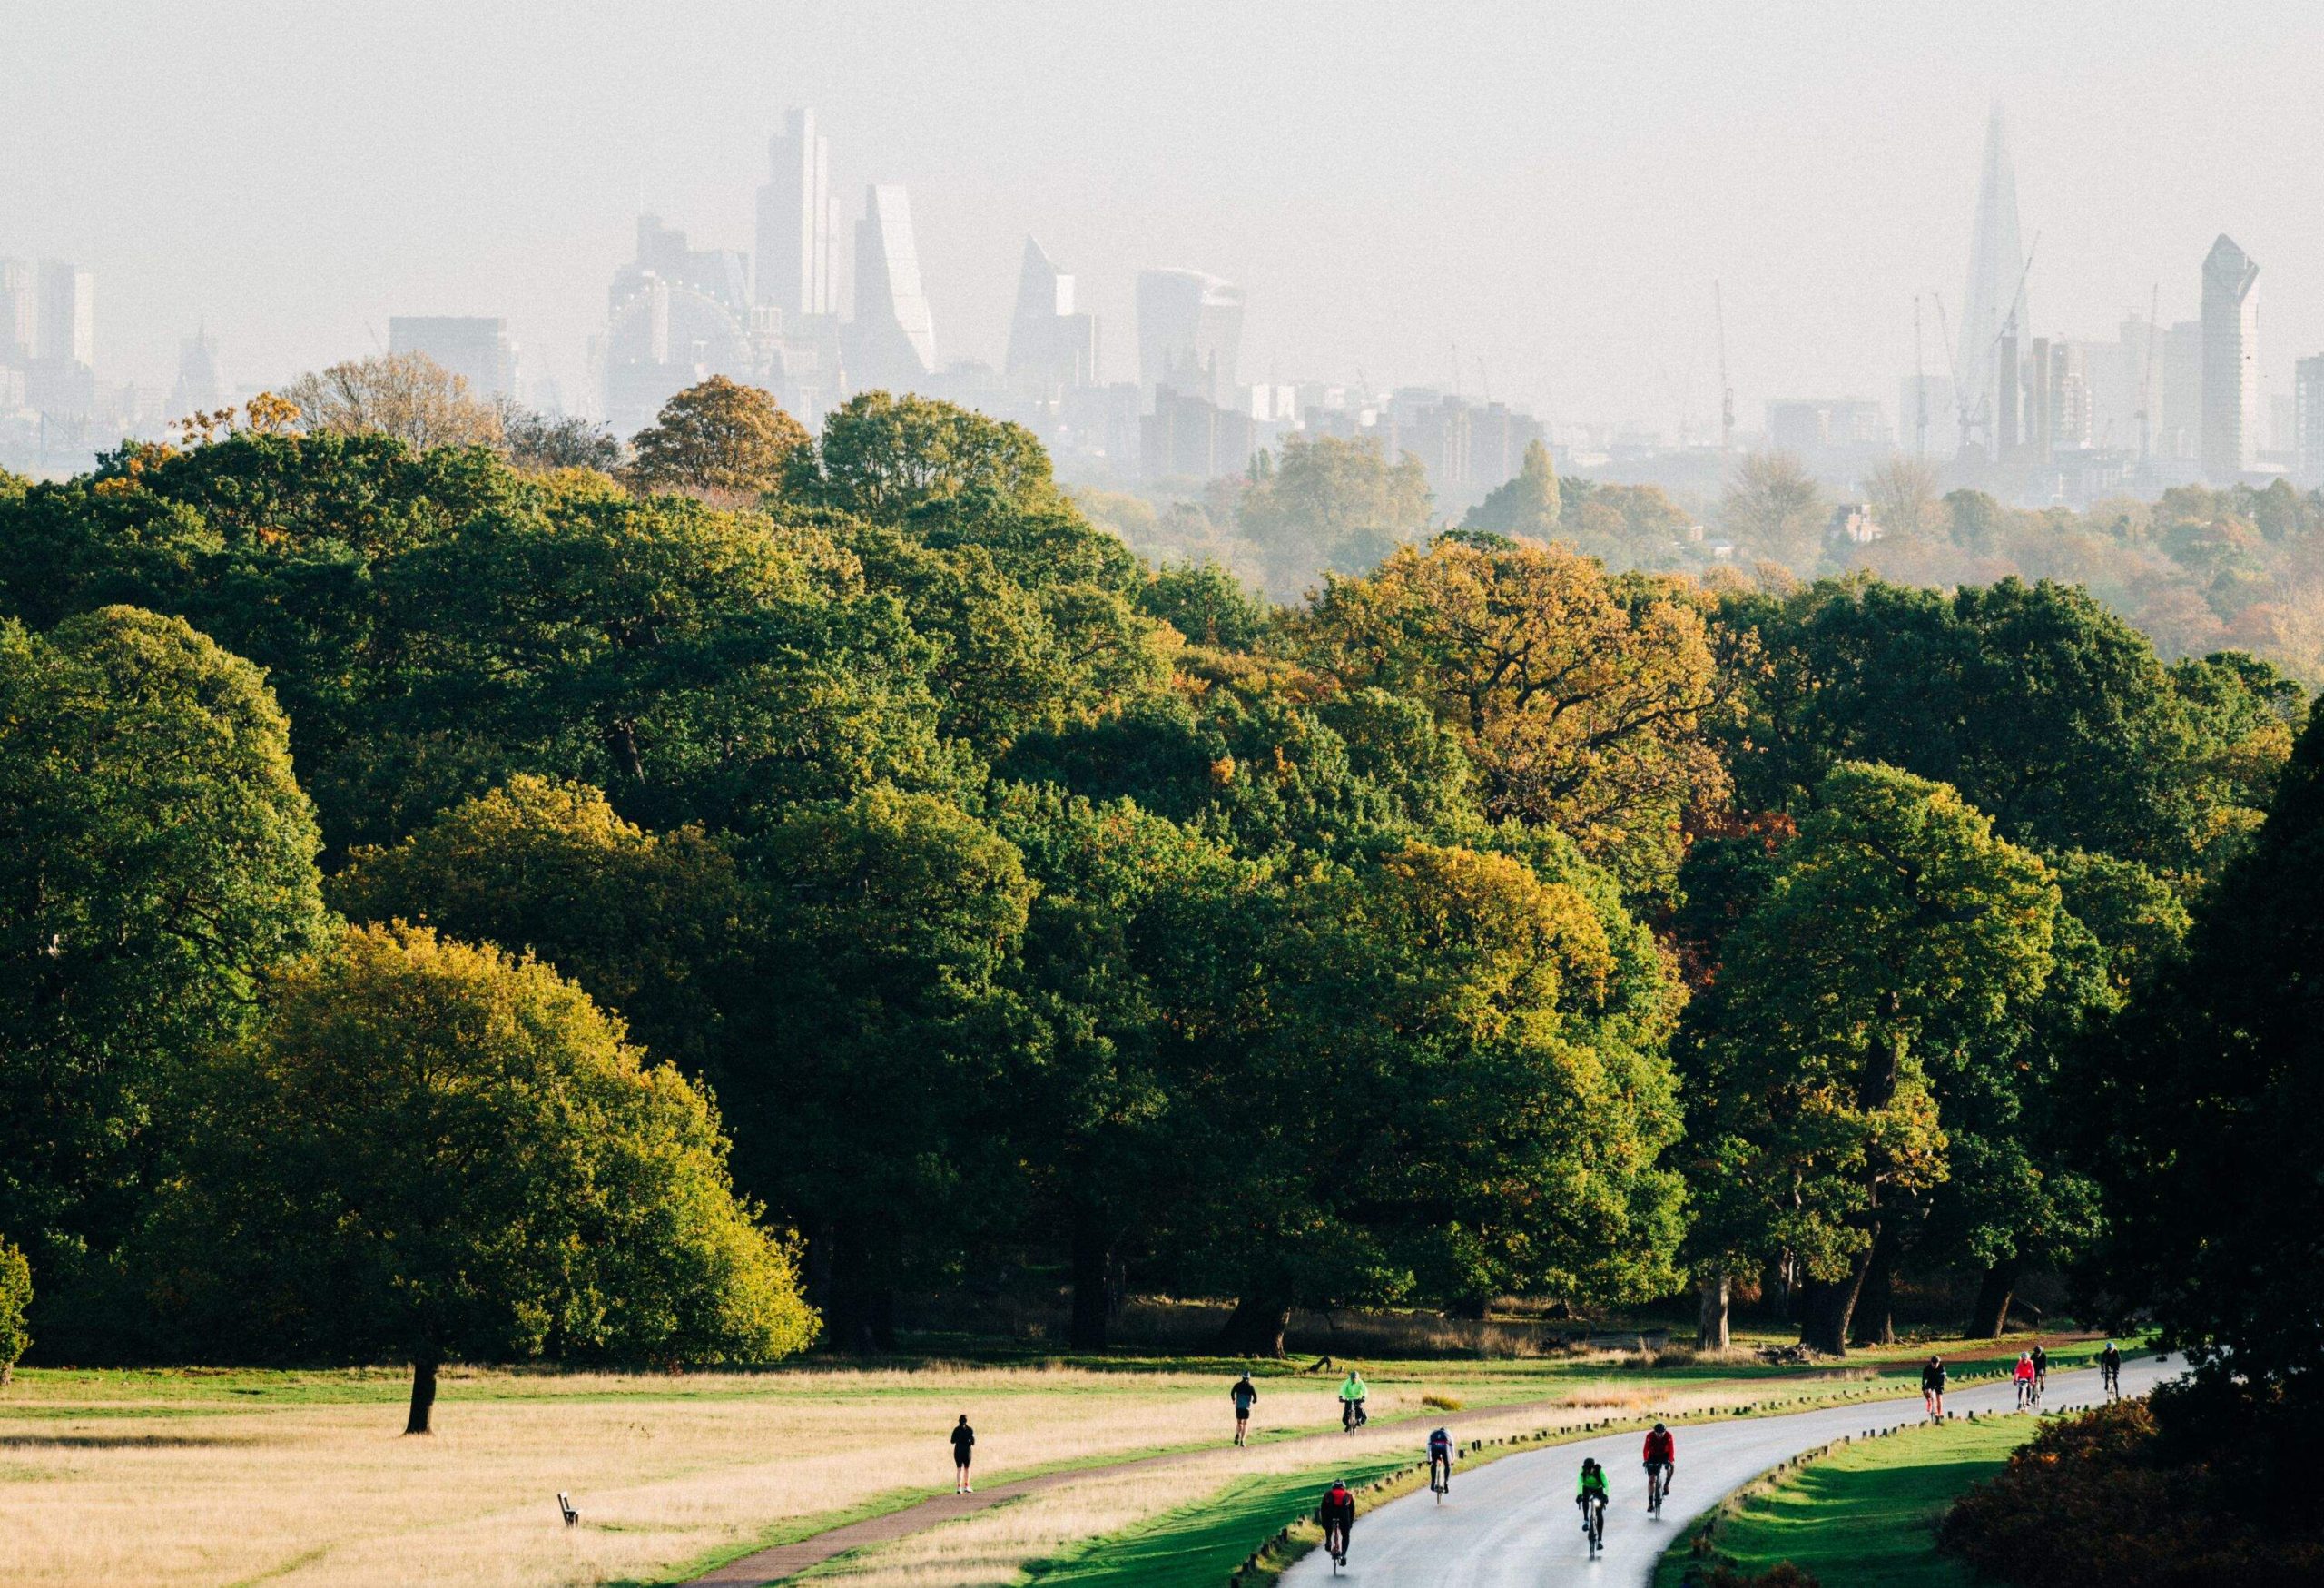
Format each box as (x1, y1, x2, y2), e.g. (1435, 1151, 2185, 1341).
(757, 108, 832, 316)
(0, 260, 32, 365)
(35, 261, 94, 369)
(168, 325, 224, 420)
(1005, 236, 1098, 399)
(1136, 268, 1243, 406)
(849, 184, 937, 390)
(2201, 233, 2260, 481)
(389, 316, 519, 400)
(603, 214, 754, 436)
(1958, 107, 2027, 459)
(2294, 355, 2324, 487)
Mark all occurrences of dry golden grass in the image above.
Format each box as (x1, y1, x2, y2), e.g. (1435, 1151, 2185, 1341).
(0, 1363, 1520, 1588)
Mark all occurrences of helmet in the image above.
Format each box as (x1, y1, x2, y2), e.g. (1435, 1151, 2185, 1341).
(1653, 1422, 1667, 1433)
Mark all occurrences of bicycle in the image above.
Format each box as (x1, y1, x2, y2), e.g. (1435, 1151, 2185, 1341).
(1324, 1521, 1348, 1574)
(1645, 1462, 1669, 1517)
(1581, 1493, 1607, 1555)
(2014, 1376, 2034, 1412)
(1430, 1458, 1450, 1504)
(2102, 1363, 2122, 1402)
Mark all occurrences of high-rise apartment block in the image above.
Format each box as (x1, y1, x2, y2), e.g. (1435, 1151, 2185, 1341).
(848, 184, 938, 391)
(757, 108, 836, 317)
(2294, 355, 2324, 487)
(389, 316, 519, 400)
(2200, 233, 2260, 481)
(1137, 268, 1243, 406)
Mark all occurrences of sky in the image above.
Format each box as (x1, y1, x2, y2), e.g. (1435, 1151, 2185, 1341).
(7, 0, 2324, 432)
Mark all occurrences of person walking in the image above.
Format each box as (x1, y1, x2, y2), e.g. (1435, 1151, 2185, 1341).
(950, 1414, 976, 1493)
(1337, 1367, 1369, 1432)
(1921, 1354, 1947, 1418)
(1231, 1372, 1258, 1445)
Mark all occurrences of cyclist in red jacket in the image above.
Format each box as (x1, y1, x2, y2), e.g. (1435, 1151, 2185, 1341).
(1642, 1422, 1677, 1510)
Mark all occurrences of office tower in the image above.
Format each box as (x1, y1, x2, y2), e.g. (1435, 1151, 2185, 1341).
(0, 260, 31, 364)
(1995, 331, 2020, 456)
(757, 108, 832, 316)
(1140, 385, 1255, 479)
(1137, 268, 1244, 406)
(2201, 234, 2260, 481)
(2049, 341, 2090, 450)
(168, 326, 224, 419)
(389, 316, 519, 399)
(1958, 107, 2028, 459)
(2295, 356, 2324, 486)
(849, 184, 937, 390)
(603, 214, 754, 436)
(35, 261, 94, 368)
(1004, 236, 1098, 400)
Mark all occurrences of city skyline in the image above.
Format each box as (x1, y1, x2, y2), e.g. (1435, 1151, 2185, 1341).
(10, 0, 2324, 435)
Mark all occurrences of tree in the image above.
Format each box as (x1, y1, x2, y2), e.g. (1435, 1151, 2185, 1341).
(499, 405, 624, 473)
(1237, 434, 1431, 594)
(1679, 764, 2058, 1354)
(724, 787, 1035, 1349)
(1300, 537, 1728, 897)
(147, 924, 814, 1432)
(2083, 696, 2324, 1414)
(0, 608, 328, 1338)
(1462, 439, 1561, 538)
(1206, 838, 1686, 1354)
(1720, 451, 1827, 568)
(284, 351, 503, 450)
(1139, 558, 1270, 649)
(624, 377, 810, 503)
(0, 1239, 28, 1384)
(330, 776, 745, 1073)
(1861, 456, 1940, 543)
(793, 391, 1060, 520)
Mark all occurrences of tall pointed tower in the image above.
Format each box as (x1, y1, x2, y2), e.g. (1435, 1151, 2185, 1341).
(2201, 234, 2260, 481)
(1959, 106, 2027, 458)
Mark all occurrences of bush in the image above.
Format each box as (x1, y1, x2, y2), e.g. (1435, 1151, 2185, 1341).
(1941, 1398, 2324, 1585)
(1689, 1564, 1819, 1588)
(0, 1239, 29, 1382)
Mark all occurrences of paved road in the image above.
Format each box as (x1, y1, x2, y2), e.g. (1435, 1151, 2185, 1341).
(1282, 1353, 2181, 1586)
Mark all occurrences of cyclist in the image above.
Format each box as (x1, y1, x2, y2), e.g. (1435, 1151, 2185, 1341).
(2030, 1343, 2049, 1396)
(2012, 1351, 2036, 1410)
(1575, 1456, 1610, 1547)
(1317, 1478, 1356, 1566)
(1231, 1373, 1258, 1446)
(1921, 1354, 1947, 1418)
(1641, 1422, 1676, 1512)
(1428, 1426, 1455, 1494)
(2099, 1340, 2123, 1401)
(1338, 1367, 1369, 1432)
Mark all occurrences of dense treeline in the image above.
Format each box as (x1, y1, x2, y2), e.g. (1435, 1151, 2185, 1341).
(0, 376, 2312, 1397)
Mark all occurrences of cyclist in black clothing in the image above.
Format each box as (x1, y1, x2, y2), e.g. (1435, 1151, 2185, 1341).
(2099, 1341, 2123, 1400)
(1428, 1426, 1455, 1494)
(2031, 1344, 2049, 1396)
(1921, 1355, 1947, 1418)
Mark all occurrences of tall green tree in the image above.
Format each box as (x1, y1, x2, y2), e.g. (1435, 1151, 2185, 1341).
(1680, 764, 2058, 1353)
(624, 376, 812, 503)
(793, 391, 1061, 520)
(146, 924, 813, 1432)
(0, 607, 328, 1333)
(1238, 434, 1432, 591)
(1461, 439, 1561, 538)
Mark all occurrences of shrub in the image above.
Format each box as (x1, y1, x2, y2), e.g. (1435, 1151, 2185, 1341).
(0, 1239, 29, 1382)
(1941, 1399, 2324, 1585)
(1421, 1394, 1463, 1411)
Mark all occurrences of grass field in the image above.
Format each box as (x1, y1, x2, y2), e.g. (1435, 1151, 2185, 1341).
(1652, 1415, 2043, 1588)
(0, 1331, 2102, 1588)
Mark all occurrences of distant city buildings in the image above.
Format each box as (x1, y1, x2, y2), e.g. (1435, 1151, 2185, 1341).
(1957, 107, 2028, 461)
(168, 326, 224, 420)
(847, 184, 938, 393)
(757, 108, 837, 317)
(602, 214, 756, 437)
(2294, 356, 2324, 488)
(2200, 233, 2260, 482)
(389, 316, 519, 401)
(1137, 268, 1243, 407)
(1004, 236, 1098, 403)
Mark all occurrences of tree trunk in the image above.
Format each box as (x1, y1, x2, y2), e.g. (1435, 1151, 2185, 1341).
(1797, 1244, 1875, 1356)
(1444, 1295, 1491, 1322)
(1067, 1212, 1110, 1351)
(1216, 1288, 1293, 1357)
(1849, 1228, 1899, 1346)
(1968, 1258, 2021, 1338)
(404, 1355, 438, 1435)
(1696, 1273, 1731, 1351)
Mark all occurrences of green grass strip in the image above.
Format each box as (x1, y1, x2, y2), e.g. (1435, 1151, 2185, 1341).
(1653, 1415, 2040, 1588)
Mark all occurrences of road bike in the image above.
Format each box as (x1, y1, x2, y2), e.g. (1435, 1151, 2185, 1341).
(2102, 1364, 2122, 1402)
(1645, 1463, 1669, 1517)
(1324, 1521, 1348, 1574)
(1431, 1459, 1450, 1504)
(1581, 1494, 1607, 1556)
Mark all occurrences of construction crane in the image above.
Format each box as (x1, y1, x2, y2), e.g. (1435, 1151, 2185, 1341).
(1931, 292, 1975, 457)
(2134, 282, 2160, 468)
(1713, 281, 1735, 464)
(1914, 296, 1929, 460)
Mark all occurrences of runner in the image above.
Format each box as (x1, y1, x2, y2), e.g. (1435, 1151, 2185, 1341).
(1921, 1353, 1946, 1418)
(1231, 1372, 1258, 1445)
(950, 1414, 976, 1494)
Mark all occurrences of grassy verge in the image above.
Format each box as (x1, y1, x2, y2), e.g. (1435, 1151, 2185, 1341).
(1652, 1416, 2040, 1588)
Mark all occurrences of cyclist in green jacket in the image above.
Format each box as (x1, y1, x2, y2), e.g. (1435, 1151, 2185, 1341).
(1575, 1455, 1610, 1544)
(1338, 1369, 1369, 1431)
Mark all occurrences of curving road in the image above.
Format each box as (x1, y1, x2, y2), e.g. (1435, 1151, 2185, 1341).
(1281, 1352, 2181, 1586)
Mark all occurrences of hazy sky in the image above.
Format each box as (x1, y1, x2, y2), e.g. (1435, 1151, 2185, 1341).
(9, 0, 2324, 432)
